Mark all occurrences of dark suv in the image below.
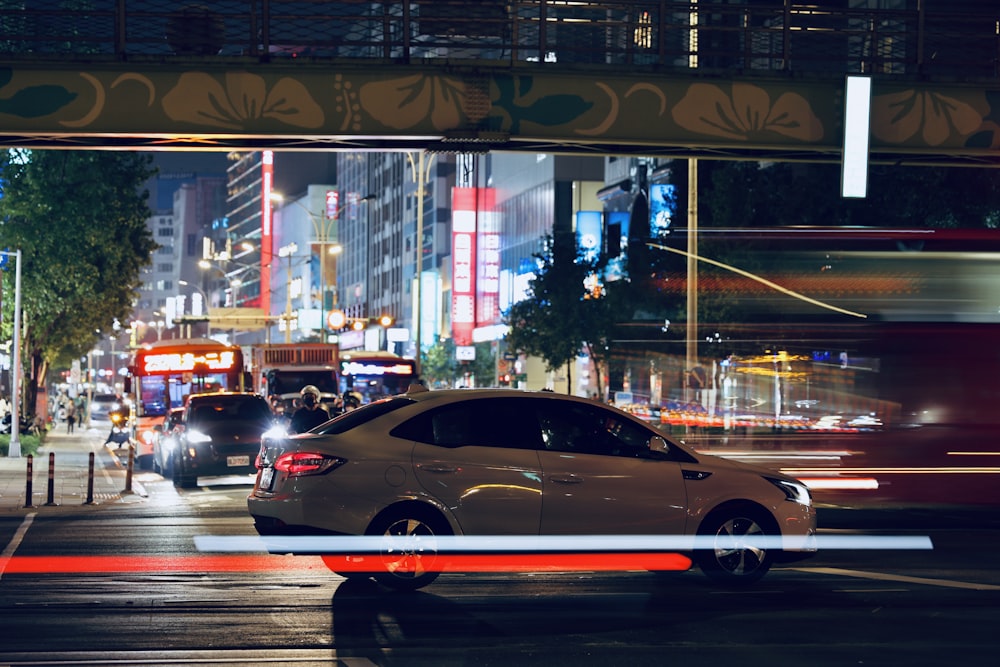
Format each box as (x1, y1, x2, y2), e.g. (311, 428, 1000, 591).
(173, 392, 275, 489)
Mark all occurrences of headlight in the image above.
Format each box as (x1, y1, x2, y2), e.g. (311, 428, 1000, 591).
(186, 430, 212, 444)
(262, 424, 288, 440)
(766, 477, 812, 506)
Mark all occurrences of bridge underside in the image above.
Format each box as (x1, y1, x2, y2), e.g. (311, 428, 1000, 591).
(2, 0, 999, 166)
(1, 59, 997, 167)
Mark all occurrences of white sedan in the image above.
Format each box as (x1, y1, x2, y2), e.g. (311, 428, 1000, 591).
(248, 388, 816, 590)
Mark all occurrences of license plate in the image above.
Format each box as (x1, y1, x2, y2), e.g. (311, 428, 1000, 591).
(260, 466, 274, 490)
(227, 455, 250, 467)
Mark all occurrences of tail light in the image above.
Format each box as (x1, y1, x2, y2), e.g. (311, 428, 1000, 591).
(273, 451, 345, 477)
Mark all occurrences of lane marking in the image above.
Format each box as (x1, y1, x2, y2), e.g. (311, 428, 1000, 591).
(0, 512, 36, 582)
(791, 566, 1000, 591)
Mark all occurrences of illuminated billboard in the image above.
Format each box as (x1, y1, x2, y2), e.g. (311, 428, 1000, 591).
(649, 183, 677, 237)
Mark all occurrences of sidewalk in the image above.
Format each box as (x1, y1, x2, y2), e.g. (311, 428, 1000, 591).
(0, 424, 147, 513)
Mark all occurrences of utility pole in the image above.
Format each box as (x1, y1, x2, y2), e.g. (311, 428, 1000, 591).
(2, 249, 23, 457)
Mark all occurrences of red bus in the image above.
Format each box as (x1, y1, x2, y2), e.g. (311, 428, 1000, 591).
(126, 338, 251, 468)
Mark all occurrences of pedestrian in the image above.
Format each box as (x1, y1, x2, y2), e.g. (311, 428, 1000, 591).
(289, 385, 331, 433)
(66, 400, 77, 434)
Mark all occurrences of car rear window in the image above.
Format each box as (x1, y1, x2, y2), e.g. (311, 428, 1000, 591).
(189, 396, 271, 425)
(312, 397, 415, 435)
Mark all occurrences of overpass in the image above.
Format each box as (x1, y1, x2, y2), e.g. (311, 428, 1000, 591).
(0, 1, 998, 166)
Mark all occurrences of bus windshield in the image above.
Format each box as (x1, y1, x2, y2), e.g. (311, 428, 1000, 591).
(129, 338, 247, 417)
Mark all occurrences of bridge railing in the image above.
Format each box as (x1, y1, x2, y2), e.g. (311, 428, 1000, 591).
(0, 1, 996, 80)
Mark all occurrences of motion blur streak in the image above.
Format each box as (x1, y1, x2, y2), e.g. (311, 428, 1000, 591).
(1, 555, 325, 575)
(0, 553, 692, 574)
(784, 467, 1000, 475)
(798, 477, 880, 490)
(194, 534, 931, 552)
(794, 567, 1000, 591)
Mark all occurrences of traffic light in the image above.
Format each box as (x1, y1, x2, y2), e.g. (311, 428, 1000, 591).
(326, 310, 395, 332)
(327, 309, 347, 330)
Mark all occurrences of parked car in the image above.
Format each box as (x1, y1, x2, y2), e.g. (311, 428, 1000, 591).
(248, 388, 816, 590)
(173, 392, 276, 489)
(152, 407, 186, 477)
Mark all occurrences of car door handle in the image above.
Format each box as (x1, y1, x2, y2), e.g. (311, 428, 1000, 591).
(418, 463, 459, 474)
(548, 474, 583, 484)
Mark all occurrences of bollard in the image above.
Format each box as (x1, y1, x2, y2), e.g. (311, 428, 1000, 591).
(45, 451, 57, 506)
(123, 443, 134, 494)
(85, 452, 95, 505)
(24, 454, 33, 509)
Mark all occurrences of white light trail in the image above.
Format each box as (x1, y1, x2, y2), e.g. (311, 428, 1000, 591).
(194, 534, 931, 554)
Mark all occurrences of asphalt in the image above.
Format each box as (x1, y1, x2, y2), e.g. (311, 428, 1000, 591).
(0, 424, 147, 514)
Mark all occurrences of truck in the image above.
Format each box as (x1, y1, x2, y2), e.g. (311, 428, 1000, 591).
(248, 343, 341, 419)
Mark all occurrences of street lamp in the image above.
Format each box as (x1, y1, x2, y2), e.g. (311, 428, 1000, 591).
(179, 279, 211, 337)
(270, 191, 374, 342)
(197, 259, 233, 307)
(406, 151, 434, 376)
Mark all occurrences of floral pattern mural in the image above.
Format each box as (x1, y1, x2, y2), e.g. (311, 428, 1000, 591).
(672, 82, 824, 142)
(0, 63, 997, 163)
(162, 72, 324, 130)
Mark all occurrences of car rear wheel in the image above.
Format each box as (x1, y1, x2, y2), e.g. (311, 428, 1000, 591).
(695, 507, 774, 586)
(368, 507, 450, 591)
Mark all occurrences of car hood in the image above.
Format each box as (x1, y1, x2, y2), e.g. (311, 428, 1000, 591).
(687, 448, 796, 481)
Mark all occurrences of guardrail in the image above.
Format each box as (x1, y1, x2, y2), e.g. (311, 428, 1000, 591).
(0, 1, 996, 80)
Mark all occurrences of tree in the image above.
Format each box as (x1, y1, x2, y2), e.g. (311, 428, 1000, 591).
(422, 337, 497, 388)
(503, 234, 620, 396)
(421, 336, 457, 387)
(0, 150, 157, 418)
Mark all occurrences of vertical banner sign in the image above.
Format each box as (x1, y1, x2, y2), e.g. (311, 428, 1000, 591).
(605, 211, 630, 282)
(842, 75, 872, 199)
(261, 151, 275, 317)
(326, 189, 340, 220)
(476, 188, 500, 326)
(576, 211, 603, 262)
(649, 183, 677, 237)
(452, 188, 477, 346)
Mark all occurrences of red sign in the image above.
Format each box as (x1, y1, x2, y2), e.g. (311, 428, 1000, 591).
(476, 188, 499, 325)
(451, 188, 478, 347)
(326, 190, 340, 220)
(260, 151, 274, 317)
(141, 351, 238, 374)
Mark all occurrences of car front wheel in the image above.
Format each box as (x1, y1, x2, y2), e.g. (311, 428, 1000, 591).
(172, 459, 197, 489)
(695, 507, 775, 586)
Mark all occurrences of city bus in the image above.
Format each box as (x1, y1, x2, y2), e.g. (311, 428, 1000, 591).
(125, 338, 251, 468)
(338, 351, 417, 404)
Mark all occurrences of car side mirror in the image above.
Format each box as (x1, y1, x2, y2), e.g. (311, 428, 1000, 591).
(649, 435, 670, 454)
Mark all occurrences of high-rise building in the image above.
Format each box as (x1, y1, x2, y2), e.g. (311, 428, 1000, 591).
(335, 152, 454, 355)
(135, 153, 227, 341)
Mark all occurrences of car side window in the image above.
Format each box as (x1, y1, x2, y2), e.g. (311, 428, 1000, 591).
(393, 398, 540, 449)
(537, 401, 658, 459)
